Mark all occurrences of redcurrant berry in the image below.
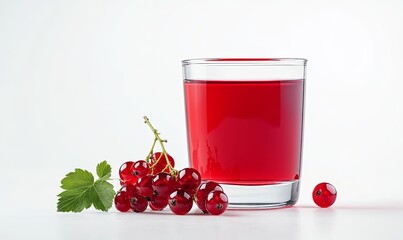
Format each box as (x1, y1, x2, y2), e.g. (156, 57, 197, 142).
(312, 182, 337, 208)
(132, 160, 150, 178)
(114, 191, 131, 212)
(196, 181, 224, 213)
(130, 192, 148, 213)
(151, 152, 175, 174)
(119, 161, 137, 184)
(119, 183, 137, 197)
(177, 168, 201, 194)
(136, 175, 154, 199)
(152, 172, 177, 197)
(149, 194, 169, 211)
(168, 190, 193, 215)
(206, 191, 228, 215)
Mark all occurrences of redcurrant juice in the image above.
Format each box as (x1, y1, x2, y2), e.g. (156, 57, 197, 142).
(184, 79, 304, 185)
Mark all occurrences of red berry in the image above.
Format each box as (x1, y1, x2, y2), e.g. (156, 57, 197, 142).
(151, 152, 175, 174)
(119, 183, 137, 197)
(119, 161, 137, 184)
(152, 172, 177, 197)
(136, 175, 154, 199)
(132, 160, 150, 178)
(168, 190, 193, 215)
(196, 181, 224, 213)
(130, 192, 148, 213)
(177, 168, 202, 194)
(206, 191, 228, 215)
(149, 195, 169, 211)
(114, 191, 131, 212)
(312, 182, 337, 208)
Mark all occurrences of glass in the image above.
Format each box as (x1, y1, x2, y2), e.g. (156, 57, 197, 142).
(182, 58, 307, 209)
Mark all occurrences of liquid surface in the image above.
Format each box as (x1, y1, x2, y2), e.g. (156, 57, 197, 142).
(184, 80, 304, 185)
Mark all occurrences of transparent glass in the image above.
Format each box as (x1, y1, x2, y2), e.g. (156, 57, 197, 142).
(182, 58, 307, 209)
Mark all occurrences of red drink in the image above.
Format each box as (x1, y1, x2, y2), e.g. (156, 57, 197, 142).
(184, 80, 304, 185)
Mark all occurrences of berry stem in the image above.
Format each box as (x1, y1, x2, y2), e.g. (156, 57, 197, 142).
(145, 138, 158, 164)
(109, 178, 121, 181)
(143, 116, 175, 174)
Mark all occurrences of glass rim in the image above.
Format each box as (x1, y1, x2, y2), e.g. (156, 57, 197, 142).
(182, 58, 307, 66)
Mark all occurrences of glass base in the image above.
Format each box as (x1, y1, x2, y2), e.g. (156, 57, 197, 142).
(222, 180, 300, 209)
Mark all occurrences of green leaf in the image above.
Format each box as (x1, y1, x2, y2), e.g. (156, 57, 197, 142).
(57, 169, 94, 212)
(57, 161, 115, 213)
(96, 160, 112, 180)
(90, 180, 115, 211)
(57, 187, 93, 212)
(61, 169, 94, 190)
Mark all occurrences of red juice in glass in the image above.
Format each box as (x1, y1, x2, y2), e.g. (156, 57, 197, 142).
(182, 59, 306, 208)
(184, 79, 303, 184)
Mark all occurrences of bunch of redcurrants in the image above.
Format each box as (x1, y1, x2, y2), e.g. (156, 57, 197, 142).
(115, 154, 228, 215)
(114, 117, 228, 215)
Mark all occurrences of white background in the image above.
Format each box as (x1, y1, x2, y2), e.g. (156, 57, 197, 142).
(1, 0, 402, 239)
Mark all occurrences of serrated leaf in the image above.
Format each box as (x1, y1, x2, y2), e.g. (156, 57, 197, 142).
(90, 180, 115, 211)
(61, 169, 94, 190)
(57, 169, 94, 212)
(57, 187, 93, 212)
(57, 161, 116, 213)
(96, 160, 112, 180)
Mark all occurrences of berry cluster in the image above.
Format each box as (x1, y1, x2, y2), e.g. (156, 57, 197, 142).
(114, 117, 228, 215)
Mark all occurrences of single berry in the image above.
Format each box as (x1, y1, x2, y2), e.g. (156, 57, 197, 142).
(151, 152, 175, 174)
(130, 192, 148, 213)
(149, 194, 169, 211)
(136, 175, 154, 199)
(119, 183, 137, 197)
(206, 191, 228, 215)
(114, 191, 131, 212)
(168, 190, 193, 215)
(312, 182, 337, 208)
(119, 161, 137, 184)
(177, 168, 202, 194)
(152, 172, 177, 197)
(132, 160, 150, 178)
(196, 181, 224, 213)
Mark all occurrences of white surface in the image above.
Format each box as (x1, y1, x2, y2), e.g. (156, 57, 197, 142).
(1, 0, 403, 239)
(3, 205, 403, 240)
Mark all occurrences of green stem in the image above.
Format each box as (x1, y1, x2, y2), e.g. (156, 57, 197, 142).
(145, 138, 158, 164)
(108, 178, 121, 181)
(143, 116, 175, 174)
